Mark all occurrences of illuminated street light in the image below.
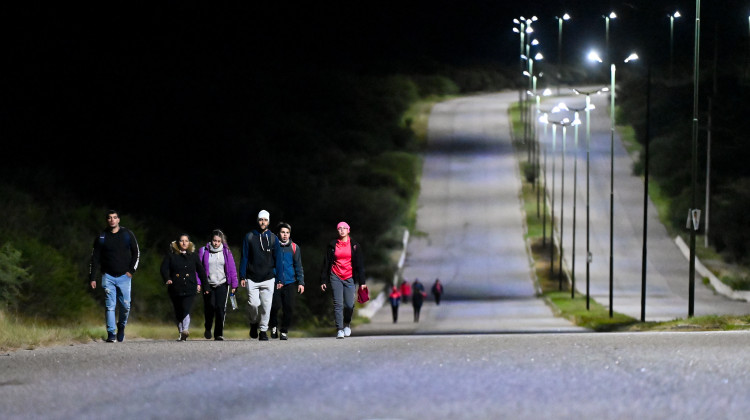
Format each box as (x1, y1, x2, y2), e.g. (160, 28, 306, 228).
(555, 13, 571, 94)
(603, 12, 617, 63)
(669, 11, 681, 79)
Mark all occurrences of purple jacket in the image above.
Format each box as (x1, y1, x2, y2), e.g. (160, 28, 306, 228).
(197, 243, 239, 289)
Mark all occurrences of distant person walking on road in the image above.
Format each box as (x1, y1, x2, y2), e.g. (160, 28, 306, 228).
(198, 229, 238, 341)
(239, 210, 282, 341)
(388, 285, 401, 323)
(320, 221, 367, 339)
(161, 234, 207, 341)
(431, 278, 443, 305)
(412, 278, 426, 322)
(269, 222, 304, 341)
(400, 279, 411, 304)
(89, 209, 140, 343)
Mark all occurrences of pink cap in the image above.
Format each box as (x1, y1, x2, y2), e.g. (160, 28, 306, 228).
(337, 221, 350, 230)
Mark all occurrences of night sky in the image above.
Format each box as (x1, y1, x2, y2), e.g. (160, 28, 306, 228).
(3, 1, 748, 219)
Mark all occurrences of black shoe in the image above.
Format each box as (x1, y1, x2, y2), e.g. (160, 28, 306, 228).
(214, 336, 224, 341)
(270, 327, 278, 339)
(280, 332, 288, 340)
(106, 332, 116, 343)
(180, 330, 189, 341)
(259, 331, 269, 341)
(204, 329, 212, 340)
(250, 323, 258, 339)
(116, 325, 125, 342)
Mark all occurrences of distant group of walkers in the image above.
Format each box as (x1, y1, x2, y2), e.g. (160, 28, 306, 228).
(388, 278, 443, 323)
(88, 209, 367, 342)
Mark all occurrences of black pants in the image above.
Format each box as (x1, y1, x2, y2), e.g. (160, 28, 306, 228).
(391, 303, 399, 323)
(203, 282, 229, 337)
(269, 283, 296, 333)
(169, 292, 196, 331)
(413, 303, 423, 322)
(434, 293, 441, 305)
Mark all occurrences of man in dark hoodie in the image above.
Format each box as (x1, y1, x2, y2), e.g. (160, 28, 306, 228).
(239, 210, 282, 341)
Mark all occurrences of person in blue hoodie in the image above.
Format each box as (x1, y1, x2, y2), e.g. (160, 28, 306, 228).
(269, 222, 304, 340)
(239, 210, 283, 341)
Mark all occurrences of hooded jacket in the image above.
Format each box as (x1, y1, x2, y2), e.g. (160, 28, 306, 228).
(160, 241, 207, 296)
(320, 237, 365, 286)
(197, 242, 239, 289)
(277, 241, 304, 286)
(239, 229, 283, 283)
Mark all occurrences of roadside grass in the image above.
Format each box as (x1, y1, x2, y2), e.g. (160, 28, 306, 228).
(0, 310, 371, 352)
(510, 103, 750, 332)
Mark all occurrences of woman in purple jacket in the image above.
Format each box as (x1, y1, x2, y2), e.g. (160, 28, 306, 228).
(198, 229, 238, 341)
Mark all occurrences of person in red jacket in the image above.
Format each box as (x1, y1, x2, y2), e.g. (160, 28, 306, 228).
(388, 285, 401, 323)
(399, 279, 411, 304)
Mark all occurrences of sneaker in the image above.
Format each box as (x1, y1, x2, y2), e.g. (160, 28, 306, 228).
(250, 323, 258, 339)
(336, 329, 345, 339)
(280, 332, 288, 340)
(204, 329, 212, 340)
(344, 325, 351, 337)
(180, 330, 189, 341)
(271, 327, 278, 339)
(106, 332, 116, 343)
(116, 325, 125, 342)
(259, 331, 269, 341)
(214, 336, 224, 341)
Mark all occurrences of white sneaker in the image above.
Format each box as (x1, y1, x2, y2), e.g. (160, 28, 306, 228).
(343, 325, 351, 337)
(336, 329, 345, 339)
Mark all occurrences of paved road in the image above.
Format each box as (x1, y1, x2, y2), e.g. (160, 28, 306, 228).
(357, 92, 584, 336)
(545, 88, 750, 321)
(3, 332, 750, 419)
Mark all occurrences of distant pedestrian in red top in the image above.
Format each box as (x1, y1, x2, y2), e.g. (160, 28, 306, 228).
(431, 278, 444, 305)
(399, 279, 411, 304)
(388, 285, 401, 323)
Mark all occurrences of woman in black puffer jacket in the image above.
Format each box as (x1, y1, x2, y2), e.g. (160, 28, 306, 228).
(160, 234, 208, 341)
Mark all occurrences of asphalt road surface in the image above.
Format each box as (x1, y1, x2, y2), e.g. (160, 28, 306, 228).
(2, 332, 750, 419)
(3, 90, 750, 419)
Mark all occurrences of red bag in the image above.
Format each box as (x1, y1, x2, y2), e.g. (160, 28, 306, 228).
(356, 287, 370, 304)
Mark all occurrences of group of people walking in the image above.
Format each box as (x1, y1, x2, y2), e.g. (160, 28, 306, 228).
(89, 209, 366, 342)
(388, 278, 443, 323)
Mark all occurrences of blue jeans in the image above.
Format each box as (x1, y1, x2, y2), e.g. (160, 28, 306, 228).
(103, 273, 131, 334)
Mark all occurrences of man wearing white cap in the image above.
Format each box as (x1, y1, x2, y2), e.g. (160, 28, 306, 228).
(239, 209, 283, 341)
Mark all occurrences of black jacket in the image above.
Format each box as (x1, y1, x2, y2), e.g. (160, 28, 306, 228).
(320, 238, 365, 286)
(89, 227, 140, 281)
(160, 241, 207, 296)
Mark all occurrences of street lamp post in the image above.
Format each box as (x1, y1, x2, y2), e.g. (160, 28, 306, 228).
(589, 50, 638, 318)
(573, 87, 602, 310)
(688, 0, 702, 318)
(556, 13, 570, 94)
(669, 11, 681, 80)
(566, 106, 585, 298)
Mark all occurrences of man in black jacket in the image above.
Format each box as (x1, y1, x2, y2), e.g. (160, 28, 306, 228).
(89, 210, 140, 343)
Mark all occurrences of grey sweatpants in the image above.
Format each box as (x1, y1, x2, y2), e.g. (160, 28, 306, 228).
(247, 278, 275, 331)
(329, 273, 355, 330)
